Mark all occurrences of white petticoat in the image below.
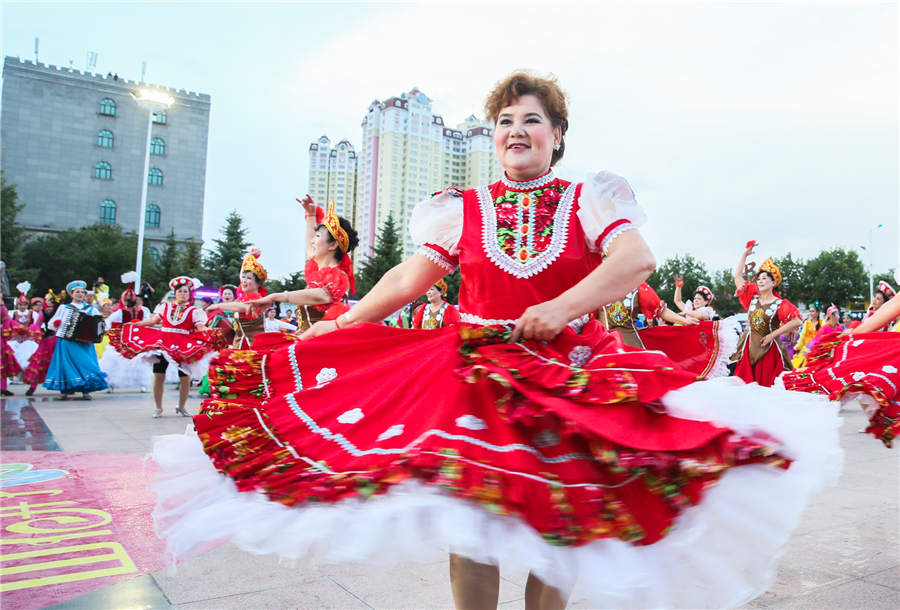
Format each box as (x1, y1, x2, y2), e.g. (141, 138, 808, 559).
(11, 339, 38, 371)
(100, 349, 153, 389)
(151, 376, 842, 608)
(707, 316, 741, 379)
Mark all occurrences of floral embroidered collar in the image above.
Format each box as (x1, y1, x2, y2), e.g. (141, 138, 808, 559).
(501, 170, 556, 192)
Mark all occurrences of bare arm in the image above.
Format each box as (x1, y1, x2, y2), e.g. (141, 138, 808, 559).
(734, 245, 754, 291)
(297, 195, 318, 260)
(249, 288, 332, 308)
(301, 254, 446, 338)
(673, 283, 686, 312)
(762, 318, 801, 346)
(660, 307, 699, 326)
(510, 230, 656, 342)
(850, 294, 900, 334)
(207, 302, 254, 316)
(133, 314, 161, 327)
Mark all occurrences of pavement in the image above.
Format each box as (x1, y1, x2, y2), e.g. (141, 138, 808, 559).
(1, 382, 898, 609)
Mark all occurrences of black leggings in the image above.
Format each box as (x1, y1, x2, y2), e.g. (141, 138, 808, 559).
(152, 358, 187, 378)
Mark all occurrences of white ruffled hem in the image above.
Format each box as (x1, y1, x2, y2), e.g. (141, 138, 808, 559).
(11, 340, 38, 369)
(152, 377, 841, 608)
(100, 349, 153, 388)
(706, 316, 741, 379)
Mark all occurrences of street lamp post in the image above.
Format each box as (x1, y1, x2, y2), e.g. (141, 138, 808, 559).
(130, 88, 174, 291)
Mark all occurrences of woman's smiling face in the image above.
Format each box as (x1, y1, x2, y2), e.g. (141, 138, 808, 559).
(493, 94, 560, 181)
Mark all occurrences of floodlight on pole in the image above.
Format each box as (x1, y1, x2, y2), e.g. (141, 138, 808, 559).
(130, 88, 173, 293)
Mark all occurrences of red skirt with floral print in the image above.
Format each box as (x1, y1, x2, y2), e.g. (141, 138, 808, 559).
(197, 322, 788, 547)
(108, 324, 226, 364)
(783, 330, 900, 447)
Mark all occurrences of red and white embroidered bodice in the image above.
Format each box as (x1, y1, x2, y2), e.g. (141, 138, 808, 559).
(153, 302, 206, 331)
(411, 170, 646, 324)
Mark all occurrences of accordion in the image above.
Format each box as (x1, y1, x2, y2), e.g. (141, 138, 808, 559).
(56, 307, 105, 343)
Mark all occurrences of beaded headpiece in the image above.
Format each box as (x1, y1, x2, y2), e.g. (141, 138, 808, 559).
(877, 280, 896, 300)
(66, 280, 87, 293)
(323, 200, 350, 253)
(757, 258, 782, 287)
(695, 285, 714, 303)
(240, 247, 268, 283)
(168, 276, 201, 291)
(434, 279, 448, 297)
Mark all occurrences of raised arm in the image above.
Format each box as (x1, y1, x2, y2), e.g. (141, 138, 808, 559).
(734, 244, 754, 292)
(850, 294, 900, 334)
(301, 254, 446, 339)
(511, 230, 656, 342)
(297, 194, 318, 260)
(673, 280, 686, 312)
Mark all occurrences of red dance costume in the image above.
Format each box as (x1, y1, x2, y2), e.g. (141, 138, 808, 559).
(1, 306, 23, 383)
(412, 301, 461, 329)
(22, 305, 59, 388)
(783, 330, 900, 447)
(108, 302, 224, 379)
(733, 283, 801, 386)
(598, 283, 738, 379)
(304, 258, 352, 321)
(153, 171, 840, 608)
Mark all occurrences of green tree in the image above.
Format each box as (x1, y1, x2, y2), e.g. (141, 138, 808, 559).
(709, 267, 743, 317)
(179, 237, 205, 281)
(444, 267, 461, 304)
(203, 210, 250, 285)
(646, 254, 711, 299)
(1, 174, 31, 281)
(268, 270, 307, 295)
(353, 213, 403, 298)
(157, 230, 180, 285)
(19, 224, 156, 297)
(773, 252, 809, 304)
(803, 248, 867, 309)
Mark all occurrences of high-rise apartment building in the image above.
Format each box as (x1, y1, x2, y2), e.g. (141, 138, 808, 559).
(0, 57, 211, 259)
(356, 88, 502, 262)
(307, 136, 358, 221)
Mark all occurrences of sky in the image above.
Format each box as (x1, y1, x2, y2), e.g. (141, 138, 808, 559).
(3, 1, 898, 283)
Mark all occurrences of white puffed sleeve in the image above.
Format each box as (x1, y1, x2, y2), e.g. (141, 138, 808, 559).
(408, 189, 464, 272)
(576, 171, 647, 255)
(191, 307, 208, 327)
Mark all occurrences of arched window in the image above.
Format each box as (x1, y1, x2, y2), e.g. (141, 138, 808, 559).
(99, 98, 116, 116)
(148, 246, 160, 262)
(94, 161, 112, 180)
(153, 109, 167, 125)
(148, 168, 163, 185)
(97, 129, 114, 148)
(150, 137, 166, 156)
(99, 200, 117, 223)
(145, 203, 161, 228)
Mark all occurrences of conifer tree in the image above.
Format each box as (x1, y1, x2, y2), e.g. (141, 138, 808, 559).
(353, 213, 403, 298)
(203, 211, 250, 285)
(179, 237, 205, 281)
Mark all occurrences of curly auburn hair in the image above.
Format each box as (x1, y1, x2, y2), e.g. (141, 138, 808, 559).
(484, 72, 569, 166)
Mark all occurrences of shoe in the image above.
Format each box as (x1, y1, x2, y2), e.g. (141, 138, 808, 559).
(140, 386, 148, 393)
(0, 390, 13, 396)
(82, 393, 92, 401)
(25, 387, 35, 396)
(152, 408, 163, 419)
(175, 407, 191, 417)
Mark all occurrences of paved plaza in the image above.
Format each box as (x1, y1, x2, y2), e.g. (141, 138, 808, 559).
(1, 383, 898, 609)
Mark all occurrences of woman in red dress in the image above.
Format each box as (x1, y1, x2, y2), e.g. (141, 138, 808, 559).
(109, 276, 223, 417)
(784, 292, 900, 447)
(411, 279, 461, 329)
(153, 73, 840, 609)
(863, 280, 899, 332)
(204, 250, 269, 348)
(731, 245, 802, 386)
(249, 198, 359, 334)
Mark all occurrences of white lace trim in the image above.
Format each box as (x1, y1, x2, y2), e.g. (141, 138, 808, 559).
(501, 170, 556, 191)
(477, 183, 577, 279)
(416, 245, 456, 272)
(600, 222, 636, 255)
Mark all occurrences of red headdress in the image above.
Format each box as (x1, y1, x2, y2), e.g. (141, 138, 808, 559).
(15, 281, 30, 307)
(239, 248, 268, 297)
(314, 202, 356, 294)
(758, 258, 783, 287)
(169, 276, 202, 302)
(877, 280, 896, 300)
(695, 285, 714, 303)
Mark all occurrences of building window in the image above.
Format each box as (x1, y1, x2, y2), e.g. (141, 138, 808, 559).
(148, 246, 160, 262)
(99, 98, 116, 116)
(153, 109, 167, 125)
(150, 137, 166, 155)
(148, 168, 163, 185)
(99, 199, 116, 223)
(97, 129, 114, 148)
(145, 203, 161, 228)
(94, 161, 112, 180)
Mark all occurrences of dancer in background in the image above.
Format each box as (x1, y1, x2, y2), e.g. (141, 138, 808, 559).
(43, 281, 108, 399)
(263, 306, 297, 332)
(791, 304, 821, 368)
(732, 245, 802, 386)
(9, 283, 41, 373)
(411, 279, 461, 329)
(672, 279, 717, 321)
(109, 276, 224, 416)
(203, 250, 268, 348)
(99, 280, 152, 393)
(863, 281, 899, 332)
(784, 292, 900, 447)
(154, 73, 840, 609)
(22, 292, 64, 396)
(0, 290, 23, 395)
(247, 199, 358, 334)
(94, 297, 114, 359)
